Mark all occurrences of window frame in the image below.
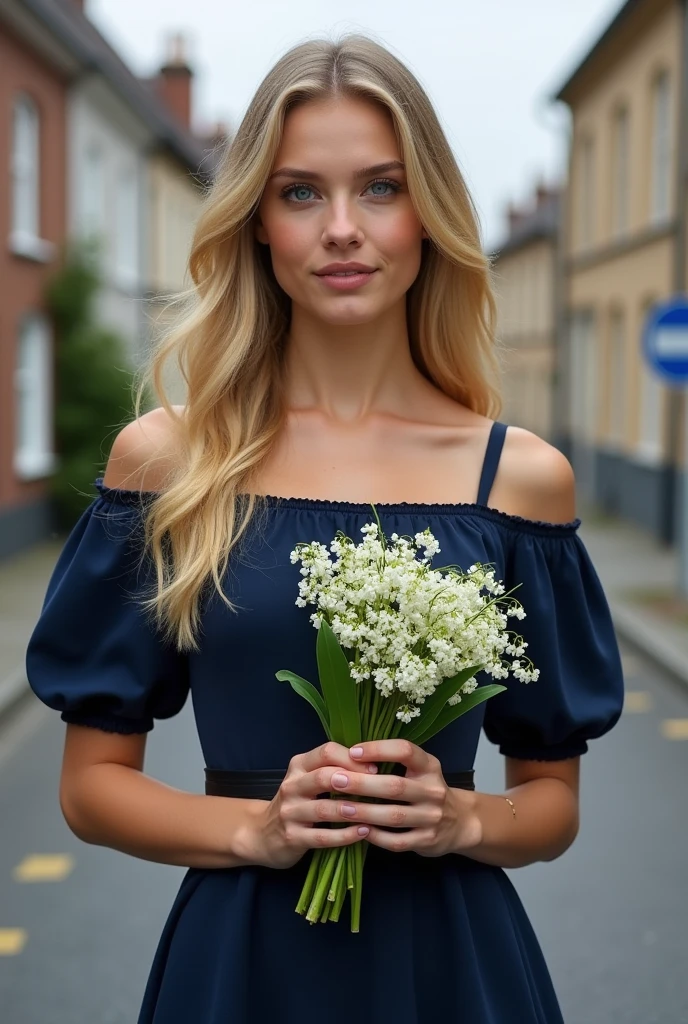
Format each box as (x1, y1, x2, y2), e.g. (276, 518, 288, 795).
(13, 312, 56, 481)
(114, 164, 139, 287)
(650, 69, 672, 224)
(9, 93, 54, 263)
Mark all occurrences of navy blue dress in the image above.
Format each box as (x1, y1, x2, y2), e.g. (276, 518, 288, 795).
(25, 422, 624, 1024)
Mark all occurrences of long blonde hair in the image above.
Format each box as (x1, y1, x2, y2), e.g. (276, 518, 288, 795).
(134, 34, 502, 652)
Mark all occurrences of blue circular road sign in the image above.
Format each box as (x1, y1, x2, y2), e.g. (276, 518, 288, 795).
(643, 296, 688, 383)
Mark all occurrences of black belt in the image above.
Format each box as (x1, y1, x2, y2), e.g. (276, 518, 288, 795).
(205, 767, 475, 800)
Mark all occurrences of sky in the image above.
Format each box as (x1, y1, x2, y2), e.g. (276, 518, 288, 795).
(88, 0, 626, 251)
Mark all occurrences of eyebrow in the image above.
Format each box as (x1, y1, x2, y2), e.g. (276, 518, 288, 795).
(269, 160, 406, 181)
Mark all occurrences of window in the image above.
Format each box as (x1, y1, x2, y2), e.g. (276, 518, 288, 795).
(638, 368, 663, 462)
(651, 71, 672, 223)
(612, 107, 630, 238)
(568, 309, 599, 499)
(9, 94, 52, 260)
(81, 144, 104, 239)
(608, 310, 626, 445)
(14, 314, 55, 480)
(11, 95, 39, 238)
(579, 136, 596, 249)
(115, 167, 138, 284)
(569, 309, 597, 441)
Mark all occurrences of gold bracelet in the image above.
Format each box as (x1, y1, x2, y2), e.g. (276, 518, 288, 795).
(504, 796, 516, 819)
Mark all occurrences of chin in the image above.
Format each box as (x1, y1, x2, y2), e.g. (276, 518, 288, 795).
(320, 311, 379, 327)
(311, 299, 392, 327)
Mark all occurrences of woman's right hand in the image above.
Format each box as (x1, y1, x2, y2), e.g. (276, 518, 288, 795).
(242, 742, 378, 869)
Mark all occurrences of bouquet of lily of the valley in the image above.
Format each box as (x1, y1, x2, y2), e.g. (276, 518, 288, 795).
(276, 506, 539, 933)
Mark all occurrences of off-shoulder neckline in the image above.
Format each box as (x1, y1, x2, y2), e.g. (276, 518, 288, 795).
(93, 478, 581, 537)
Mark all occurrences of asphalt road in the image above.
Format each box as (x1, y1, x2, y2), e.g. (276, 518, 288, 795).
(1, 641, 687, 1024)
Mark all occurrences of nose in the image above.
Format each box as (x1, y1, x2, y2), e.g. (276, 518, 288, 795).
(321, 196, 364, 249)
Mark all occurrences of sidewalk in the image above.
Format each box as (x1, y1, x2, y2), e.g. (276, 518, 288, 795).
(1, 512, 687, 726)
(580, 512, 688, 686)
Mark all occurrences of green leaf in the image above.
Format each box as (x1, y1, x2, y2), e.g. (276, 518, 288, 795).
(275, 670, 331, 739)
(400, 665, 484, 744)
(316, 620, 361, 748)
(411, 684, 507, 746)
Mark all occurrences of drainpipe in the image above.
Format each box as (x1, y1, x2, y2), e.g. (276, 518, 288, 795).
(669, 0, 688, 565)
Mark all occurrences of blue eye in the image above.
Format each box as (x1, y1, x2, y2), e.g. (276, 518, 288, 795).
(365, 179, 400, 197)
(283, 184, 316, 203)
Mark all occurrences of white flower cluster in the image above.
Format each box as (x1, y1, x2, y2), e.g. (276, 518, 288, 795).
(290, 522, 539, 722)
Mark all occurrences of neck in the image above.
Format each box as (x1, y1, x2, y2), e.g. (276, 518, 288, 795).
(282, 300, 425, 423)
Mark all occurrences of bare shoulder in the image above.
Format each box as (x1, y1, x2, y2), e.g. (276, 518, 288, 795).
(103, 405, 185, 492)
(493, 425, 576, 524)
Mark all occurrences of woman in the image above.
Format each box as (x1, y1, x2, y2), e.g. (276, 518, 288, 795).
(26, 35, 624, 1023)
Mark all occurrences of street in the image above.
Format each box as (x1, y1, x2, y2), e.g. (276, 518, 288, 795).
(1, 641, 687, 1024)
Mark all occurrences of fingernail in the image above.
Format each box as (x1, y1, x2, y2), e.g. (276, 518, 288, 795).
(350, 746, 364, 758)
(367, 764, 378, 774)
(357, 826, 369, 836)
(341, 803, 357, 816)
(332, 773, 349, 788)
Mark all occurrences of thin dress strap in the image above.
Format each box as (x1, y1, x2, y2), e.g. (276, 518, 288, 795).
(476, 421, 508, 506)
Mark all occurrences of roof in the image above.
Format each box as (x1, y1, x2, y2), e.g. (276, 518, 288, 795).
(489, 192, 560, 262)
(552, 0, 643, 103)
(17, 0, 212, 180)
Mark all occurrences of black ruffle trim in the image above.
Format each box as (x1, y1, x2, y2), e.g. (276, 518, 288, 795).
(61, 709, 154, 734)
(93, 478, 581, 537)
(497, 741, 589, 761)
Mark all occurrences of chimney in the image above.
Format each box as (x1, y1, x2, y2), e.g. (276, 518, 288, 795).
(155, 33, 193, 129)
(507, 202, 523, 236)
(535, 179, 555, 209)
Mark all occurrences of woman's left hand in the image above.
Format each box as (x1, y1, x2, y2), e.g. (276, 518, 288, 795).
(326, 739, 483, 857)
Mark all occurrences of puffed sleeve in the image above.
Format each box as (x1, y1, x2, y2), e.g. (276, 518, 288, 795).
(25, 481, 190, 734)
(482, 521, 624, 760)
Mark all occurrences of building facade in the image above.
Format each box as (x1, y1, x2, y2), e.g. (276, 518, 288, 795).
(554, 0, 685, 542)
(0, 6, 72, 557)
(490, 183, 560, 441)
(67, 77, 152, 364)
(0, 0, 212, 559)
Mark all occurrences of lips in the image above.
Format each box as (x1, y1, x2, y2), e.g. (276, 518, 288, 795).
(314, 263, 377, 276)
(313, 263, 378, 292)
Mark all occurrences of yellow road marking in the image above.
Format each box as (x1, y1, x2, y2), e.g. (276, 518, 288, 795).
(13, 854, 74, 882)
(661, 719, 688, 740)
(0, 929, 27, 955)
(624, 691, 653, 713)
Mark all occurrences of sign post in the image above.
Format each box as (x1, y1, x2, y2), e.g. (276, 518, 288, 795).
(643, 296, 688, 595)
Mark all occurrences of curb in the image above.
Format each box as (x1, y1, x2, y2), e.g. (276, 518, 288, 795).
(609, 598, 688, 692)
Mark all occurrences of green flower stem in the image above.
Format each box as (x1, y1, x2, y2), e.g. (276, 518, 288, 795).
(331, 851, 349, 922)
(361, 681, 372, 733)
(391, 716, 404, 738)
(369, 697, 387, 739)
(306, 848, 338, 923)
(370, 694, 393, 740)
(327, 847, 347, 902)
(350, 839, 365, 933)
(379, 695, 399, 737)
(296, 848, 323, 916)
(369, 686, 382, 737)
